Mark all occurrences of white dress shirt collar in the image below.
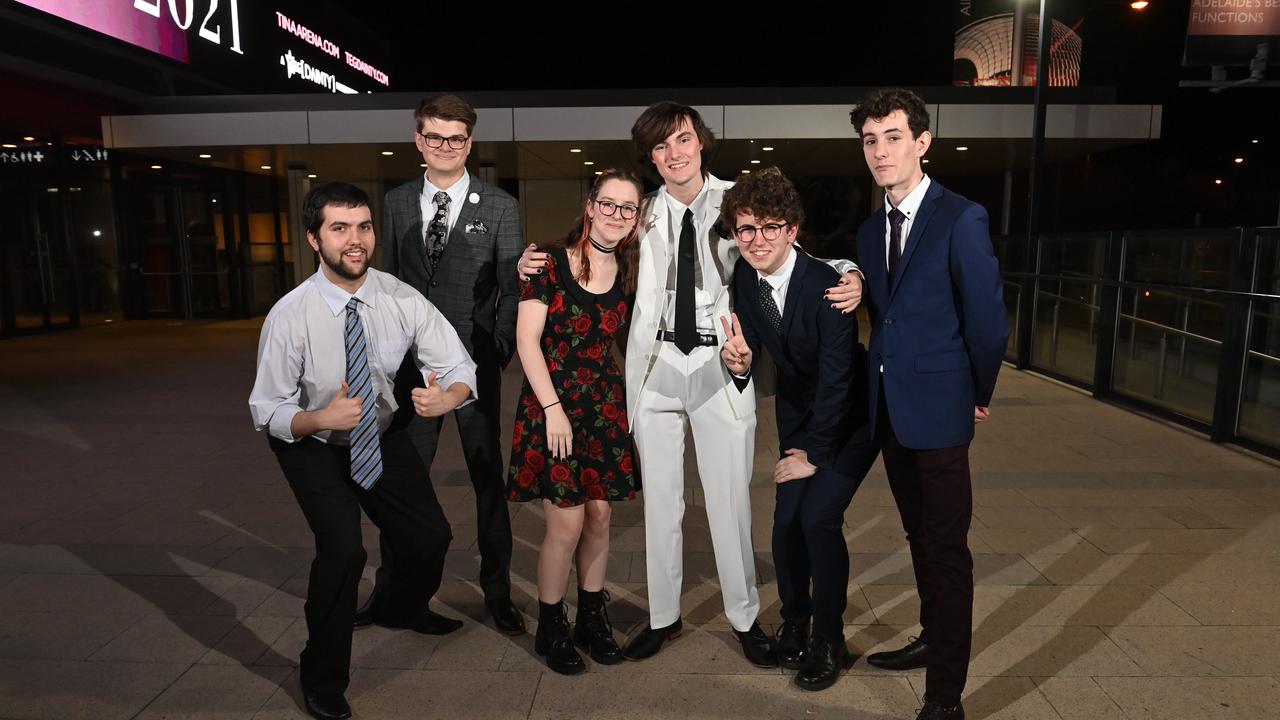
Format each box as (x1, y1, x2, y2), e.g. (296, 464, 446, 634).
(886, 174, 931, 221)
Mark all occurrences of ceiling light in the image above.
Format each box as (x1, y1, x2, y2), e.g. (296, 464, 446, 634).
(199, 153, 212, 159)
(381, 151, 393, 156)
(956, 146, 969, 151)
(762, 146, 775, 151)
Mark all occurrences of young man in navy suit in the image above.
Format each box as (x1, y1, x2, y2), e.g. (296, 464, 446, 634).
(852, 89, 1009, 720)
(719, 167, 878, 692)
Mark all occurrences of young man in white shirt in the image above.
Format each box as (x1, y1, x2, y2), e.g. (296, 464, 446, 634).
(250, 182, 477, 720)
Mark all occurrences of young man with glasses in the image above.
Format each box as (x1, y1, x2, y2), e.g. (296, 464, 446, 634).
(372, 94, 526, 635)
(718, 167, 877, 692)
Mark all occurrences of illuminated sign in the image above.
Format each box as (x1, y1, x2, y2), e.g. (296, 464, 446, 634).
(12, 1, 393, 92)
(1185, 0, 1280, 67)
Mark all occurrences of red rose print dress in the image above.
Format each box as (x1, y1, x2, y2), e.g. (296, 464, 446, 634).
(507, 247, 639, 507)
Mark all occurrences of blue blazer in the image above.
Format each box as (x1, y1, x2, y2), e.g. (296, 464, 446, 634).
(732, 250, 872, 475)
(856, 179, 1009, 450)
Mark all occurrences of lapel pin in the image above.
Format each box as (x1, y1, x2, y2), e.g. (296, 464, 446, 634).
(468, 192, 480, 204)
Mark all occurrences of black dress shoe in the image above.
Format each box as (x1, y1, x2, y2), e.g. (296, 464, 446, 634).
(795, 636, 846, 691)
(622, 618, 683, 661)
(866, 636, 931, 671)
(734, 621, 779, 668)
(405, 608, 464, 635)
(486, 596, 527, 635)
(303, 692, 352, 720)
(775, 621, 809, 670)
(916, 701, 964, 720)
(352, 591, 377, 629)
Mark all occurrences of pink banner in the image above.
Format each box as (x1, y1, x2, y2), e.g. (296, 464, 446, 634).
(15, 0, 190, 62)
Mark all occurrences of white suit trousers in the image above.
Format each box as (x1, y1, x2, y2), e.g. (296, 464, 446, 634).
(632, 342, 759, 632)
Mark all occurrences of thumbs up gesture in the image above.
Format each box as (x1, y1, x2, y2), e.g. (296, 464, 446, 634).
(719, 313, 752, 375)
(325, 381, 364, 431)
(411, 371, 455, 418)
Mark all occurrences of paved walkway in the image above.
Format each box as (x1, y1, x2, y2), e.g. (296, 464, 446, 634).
(1, 319, 1278, 719)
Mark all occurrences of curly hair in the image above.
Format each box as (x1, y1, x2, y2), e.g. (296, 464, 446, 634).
(720, 167, 804, 231)
(849, 88, 931, 138)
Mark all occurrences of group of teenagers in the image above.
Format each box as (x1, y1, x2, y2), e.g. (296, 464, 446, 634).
(249, 89, 1009, 720)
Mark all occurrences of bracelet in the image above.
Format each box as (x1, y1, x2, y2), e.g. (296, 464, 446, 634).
(542, 400, 560, 410)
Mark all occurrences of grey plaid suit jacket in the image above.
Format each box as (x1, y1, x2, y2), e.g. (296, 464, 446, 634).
(381, 172, 523, 370)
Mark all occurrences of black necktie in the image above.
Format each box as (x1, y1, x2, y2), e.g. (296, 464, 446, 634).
(887, 208, 907, 281)
(674, 208, 697, 354)
(426, 190, 450, 272)
(758, 277, 782, 335)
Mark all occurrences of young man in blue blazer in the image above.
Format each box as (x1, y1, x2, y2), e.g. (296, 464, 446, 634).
(720, 167, 878, 692)
(852, 89, 1009, 720)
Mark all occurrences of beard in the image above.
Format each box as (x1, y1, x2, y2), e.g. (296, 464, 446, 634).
(320, 246, 369, 281)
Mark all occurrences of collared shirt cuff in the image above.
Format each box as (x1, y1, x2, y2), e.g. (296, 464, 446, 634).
(830, 259, 860, 277)
(431, 366, 479, 409)
(267, 404, 302, 443)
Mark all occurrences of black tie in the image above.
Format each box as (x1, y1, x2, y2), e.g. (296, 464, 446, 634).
(426, 190, 450, 272)
(674, 208, 697, 354)
(887, 208, 907, 281)
(758, 277, 782, 335)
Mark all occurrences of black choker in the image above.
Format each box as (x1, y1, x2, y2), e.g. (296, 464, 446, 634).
(588, 236, 618, 254)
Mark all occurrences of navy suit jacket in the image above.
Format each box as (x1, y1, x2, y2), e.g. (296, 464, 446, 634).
(732, 250, 872, 475)
(856, 179, 1009, 450)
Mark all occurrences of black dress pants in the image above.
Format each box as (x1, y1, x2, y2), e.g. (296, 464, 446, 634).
(773, 435, 877, 641)
(271, 428, 451, 699)
(378, 354, 513, 600)
(876, 383, 975, 707)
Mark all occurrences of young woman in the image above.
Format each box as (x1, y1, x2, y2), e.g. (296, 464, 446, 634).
(507, 169, 643, 674)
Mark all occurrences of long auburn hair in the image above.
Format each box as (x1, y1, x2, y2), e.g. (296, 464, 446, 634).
(560, 169, 644, 296)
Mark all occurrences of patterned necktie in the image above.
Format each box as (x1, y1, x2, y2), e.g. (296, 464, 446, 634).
(674, 208, 698, 354)
(758, 277, 782, 335)
(888, 208, 907, 281)
(344, 298, 382, 489)
(426, 190, 450, 272)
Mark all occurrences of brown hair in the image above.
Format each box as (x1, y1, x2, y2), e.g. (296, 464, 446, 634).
(561, 169, 644, 296)
(630, 101, 715, 179)
(414, 94, 478, 135)
(849, 88, 931, 138)
(720, 167, 805, 231)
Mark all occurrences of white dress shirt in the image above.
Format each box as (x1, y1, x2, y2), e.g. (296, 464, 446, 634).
(757, 244, 799, 317)
(661, 184, 718, 334)
(249, 268, 477, 444)
(884, 174, 932, 267)
(419, 172, 471, 244)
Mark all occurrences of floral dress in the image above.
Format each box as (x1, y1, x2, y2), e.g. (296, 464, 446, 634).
(507, 247, 639, 507)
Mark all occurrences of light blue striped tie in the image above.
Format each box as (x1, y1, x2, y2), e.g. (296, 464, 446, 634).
(345, 298, 383, 489)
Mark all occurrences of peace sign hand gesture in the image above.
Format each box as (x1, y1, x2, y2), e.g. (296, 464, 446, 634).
(719, 313, 752, 375)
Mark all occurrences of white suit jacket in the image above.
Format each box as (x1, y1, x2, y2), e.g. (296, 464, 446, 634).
(624, 174, 756, 425)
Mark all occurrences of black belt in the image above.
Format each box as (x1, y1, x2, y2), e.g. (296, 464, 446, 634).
(656, 329, 718, 347)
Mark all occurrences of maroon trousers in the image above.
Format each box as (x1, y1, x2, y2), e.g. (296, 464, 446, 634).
(877, 382, 974, 707)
